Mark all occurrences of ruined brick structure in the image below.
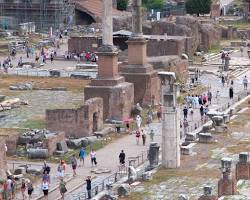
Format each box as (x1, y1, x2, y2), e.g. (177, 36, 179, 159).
(0, 132, 19, 156)
(210, 4, 221, 18)
(218, 171, 237, 197)
(147, 55, 188, 83)
(144, 16, 221, 52)
(42, 132, 65, 156)
(68, 35, 191, 57)
(236, 152, 250, 180)
(46, 98, 103, 138)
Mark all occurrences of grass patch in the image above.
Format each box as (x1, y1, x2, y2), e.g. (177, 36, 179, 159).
(22, 118, 46, 129)
(208, 43, 221, 54)
(0, 75, 90, 93)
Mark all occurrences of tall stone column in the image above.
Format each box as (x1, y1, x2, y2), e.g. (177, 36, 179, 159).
(84, 0, 134, 121)
(158, 72, 180, 168)
(103, 0, 113, 46)
(120, 0, 160, 106)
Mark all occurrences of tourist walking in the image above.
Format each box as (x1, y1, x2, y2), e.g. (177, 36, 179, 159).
(221, 51, 225, 63)
(119, 150, 126, 165)
(200, 105, 204, 121)
(135, 130, 141, 145)
(183, 106, 188, 119)
(229, 86, 234, 100)
(86, 176, 92, 199)
(240, 46, 244, 57)
(149, 129, 155, 142)
(224, 54, 230, 71)
(90, 149, 97, 166)
(41, 180, 49, 200)
(59, 178, 67, 200)
(70, 154, 77, 176)
(157, 105, 162, 122)
(243, 76, 248, 90)
(3, 180, 8, 200)
(135, 115, 142, 129)
(27, 181, 33, 200)
(42, 170, 50, 183)
(21, 179, 26, 200)
(202, 94, 207, 105)
(79, 147, 85, 167)
(50, 53, 54, 63)
(57, 160, 66, 178)
(43, 160, 51, 174)
(207, 91, 212, 105)
(141, 129, 146, 146)
(11, 177, 16, 200)
(221, 75, 225, 86)
(6, 176, 12, 200)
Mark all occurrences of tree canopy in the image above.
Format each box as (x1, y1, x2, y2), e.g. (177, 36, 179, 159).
(185, 0, 212, 16)
(117, 0, 128, 11)
(142, 0, 165, 10)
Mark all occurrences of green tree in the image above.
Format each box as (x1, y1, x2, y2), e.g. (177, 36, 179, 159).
(185, 0, 212, 16)
(142, 0, 164, 10)
(117, 0, 128, 11)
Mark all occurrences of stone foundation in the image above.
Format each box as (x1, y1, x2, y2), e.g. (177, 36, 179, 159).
(46, 98, 103, 138)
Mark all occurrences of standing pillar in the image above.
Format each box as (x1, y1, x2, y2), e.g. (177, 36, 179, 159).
(158, 72, 180, 168)
(198, 186, 218, 200)
(84, 0, 134, 121)
(120, 0, 160, 106)
(218, 157, 236, 197)
(236, 152, 250, 180)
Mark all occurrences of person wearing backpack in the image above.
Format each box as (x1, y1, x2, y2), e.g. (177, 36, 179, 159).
(59, 178, 67, 200)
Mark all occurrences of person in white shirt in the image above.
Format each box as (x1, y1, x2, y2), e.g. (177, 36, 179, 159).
(243, 76, 248, 90)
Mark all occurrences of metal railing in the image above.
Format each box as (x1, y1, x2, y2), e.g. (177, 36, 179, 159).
(72, 151, 147, 200)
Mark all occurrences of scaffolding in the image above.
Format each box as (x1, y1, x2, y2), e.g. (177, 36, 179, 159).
(0, 0, 75, 31)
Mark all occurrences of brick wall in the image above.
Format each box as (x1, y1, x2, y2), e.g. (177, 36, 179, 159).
(0, 133, 19, 156)
(43, 132, 65, 156)
(68, 36, 102, 53)
(46, 98, 103, 138)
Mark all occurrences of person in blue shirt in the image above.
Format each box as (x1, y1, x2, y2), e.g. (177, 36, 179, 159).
(79, 147, 85, 167)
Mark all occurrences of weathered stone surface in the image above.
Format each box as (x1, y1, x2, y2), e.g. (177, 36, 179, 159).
(199, 133, 213, 143)
(57, 141, 68, 152)
(27, 148, 49, 159)
(117, 184, 131, 197)
(147, 142, 160, 170)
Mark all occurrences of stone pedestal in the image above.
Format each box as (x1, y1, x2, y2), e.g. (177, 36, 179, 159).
(218, 158, 236, 197)
(147, 142, 160, 169)
(218, 171, 236, 197)
(198, 186, 217, 200)
(236, 152, 250, 180)
(84, 46, 134, 121)
(120, 37, 160, 106)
